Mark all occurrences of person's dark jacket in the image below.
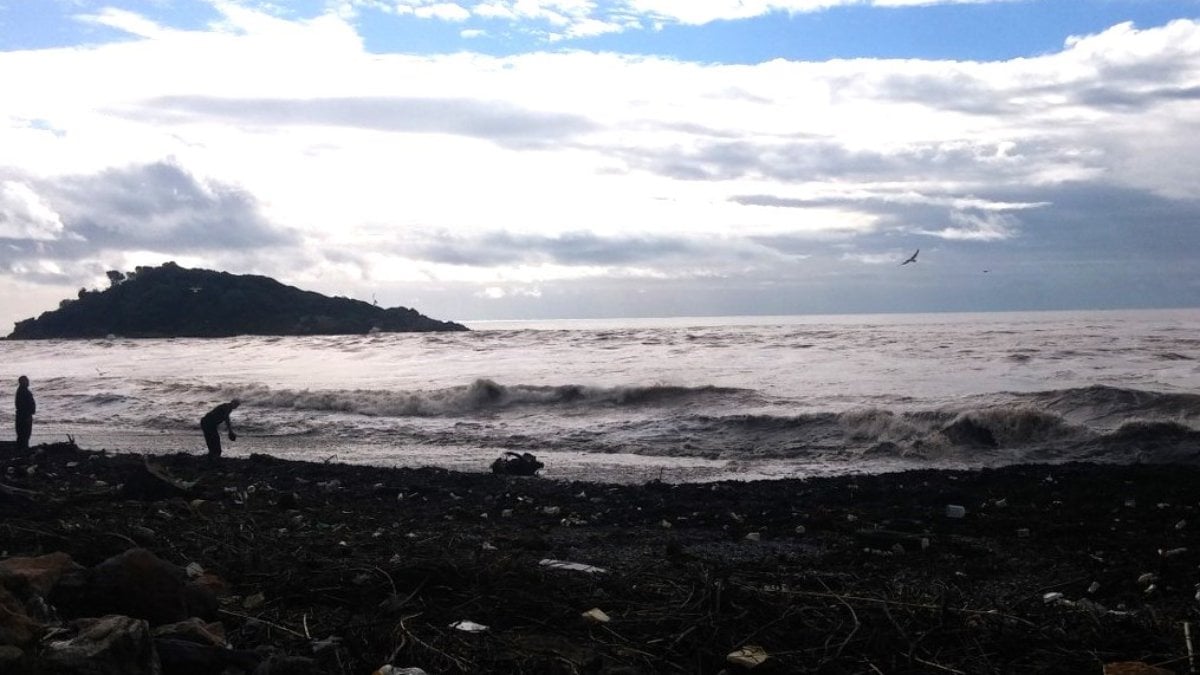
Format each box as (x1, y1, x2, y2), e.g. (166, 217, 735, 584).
(15, 385, 35, 418)
(201, 402, 235, 430)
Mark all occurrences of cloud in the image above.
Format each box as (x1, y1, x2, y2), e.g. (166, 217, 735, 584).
(132, 95, 597, 148)
(0, 181, 68, 241)
(0, 162, 298, 284)
(917, 211, 1018, 241)
(75, 8, 169, 38)
(402, 229, 789, 269)
(2, 5, 1200, 326)
(415, 3, 471, 21)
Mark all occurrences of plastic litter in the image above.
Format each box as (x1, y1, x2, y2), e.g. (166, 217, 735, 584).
(945, 504, 966, 518)
(581, 608, 611, 624)
(449, 620, 488, 633)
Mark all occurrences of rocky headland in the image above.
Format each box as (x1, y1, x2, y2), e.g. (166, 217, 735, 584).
(6, 263, 467, 339)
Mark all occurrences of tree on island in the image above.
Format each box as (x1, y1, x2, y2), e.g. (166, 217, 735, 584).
(7, 262, 468, 339)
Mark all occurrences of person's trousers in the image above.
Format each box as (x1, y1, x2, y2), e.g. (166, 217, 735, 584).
(15, 415, 32, 450)
(201, 422, 222, 457)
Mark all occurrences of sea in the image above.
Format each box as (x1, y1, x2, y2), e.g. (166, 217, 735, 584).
(3, 308, 1199, 484)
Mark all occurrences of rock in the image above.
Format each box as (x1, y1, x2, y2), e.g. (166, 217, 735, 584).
(0, 644, 23, 666)
(254, 654, 323, 674)
(61, 548, 216, 626)
(43, 615, 159, 675)
(0, 551, 85, 597)
(189, 571, 231, 599)
(155, 637, 261, 675)
(0, 584, 43, 647)
(151, 617, 226, 646)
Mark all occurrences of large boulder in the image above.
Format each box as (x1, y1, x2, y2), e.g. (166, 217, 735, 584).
(57, 549, 217, 626)
(0, 584, 43, 647)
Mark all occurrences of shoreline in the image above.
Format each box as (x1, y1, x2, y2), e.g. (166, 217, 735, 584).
(21, 424, 1094, 486)
(2, 441, 1198, 673)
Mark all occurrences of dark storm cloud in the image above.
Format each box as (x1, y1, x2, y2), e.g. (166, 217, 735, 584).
(135, 96, 598, 149)
(0, 162, 297, 277)
(991, 182, 1200, 261)
(735, 181, 1200, 268)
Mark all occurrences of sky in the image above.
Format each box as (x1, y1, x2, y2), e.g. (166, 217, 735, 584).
(1, 0, 1199, 330)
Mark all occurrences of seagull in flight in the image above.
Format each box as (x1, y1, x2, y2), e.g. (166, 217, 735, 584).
(900, 249, 919, 265)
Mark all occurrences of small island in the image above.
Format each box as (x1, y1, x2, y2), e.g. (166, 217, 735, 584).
(6, 262, 468, 339)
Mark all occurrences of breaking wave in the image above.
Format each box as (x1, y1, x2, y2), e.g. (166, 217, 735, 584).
(231, 379, 751, 418)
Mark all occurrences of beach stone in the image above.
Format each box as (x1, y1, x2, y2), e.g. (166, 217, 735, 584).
(152, 617, 226, 646)
(43, 615, 159, 675)
(71, 548, 217, 626)
(0, 644, 24, 665)
(0, 584, 43, 647)
(155, 637, 261, 674)
(189, 570, 232, 599)
(0, 551, 84, 597)
(254, 654, 322, 674)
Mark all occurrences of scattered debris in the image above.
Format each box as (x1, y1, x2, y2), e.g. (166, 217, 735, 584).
(581, 608, 611, 624)
(539, 559, 608, 574)
(727, 645, 770, 668)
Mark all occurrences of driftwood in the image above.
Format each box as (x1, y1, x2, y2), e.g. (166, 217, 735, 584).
(0, 481, 39, 500)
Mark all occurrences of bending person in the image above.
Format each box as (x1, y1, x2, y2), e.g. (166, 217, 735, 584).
(15, 376, 35, 451)
(200, 399, 240, 459)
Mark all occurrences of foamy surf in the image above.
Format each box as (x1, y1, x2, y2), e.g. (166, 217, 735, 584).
(5, 309, 1199, 481)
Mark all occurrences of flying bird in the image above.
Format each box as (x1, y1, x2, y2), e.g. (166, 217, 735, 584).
(900, 249, 919, 265)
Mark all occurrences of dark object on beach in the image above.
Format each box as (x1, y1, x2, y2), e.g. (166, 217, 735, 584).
(14, 375, 35, 451)
(491, 451, 544, 476)
(5, 262, 469, 339)
(200, 399, 240, 459)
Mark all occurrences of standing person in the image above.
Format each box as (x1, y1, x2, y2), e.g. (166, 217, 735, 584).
(14, 376, 35, 451)
(200, 399, 239, 459)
